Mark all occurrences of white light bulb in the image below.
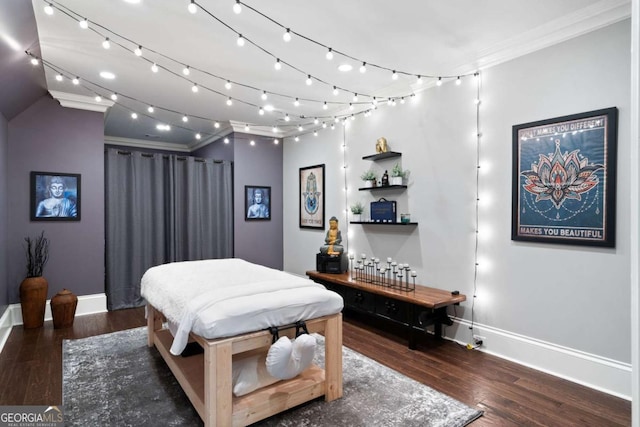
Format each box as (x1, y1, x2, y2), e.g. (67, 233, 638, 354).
(182, 66, 190, 75)
(131, 112, 138, 119)
(250, 140, 255, 146)
(274, 139, 279, 145)
(95, 95, 102, 102)
(226, 97, 232, 106)
(416, 75, 423, 85)
(245, 124, 250, 131)
(272, 126, 278, 133)
(214, 121, 220, 128)
(295, 136, 299, 142)
(258, 107, 264, 115)
(283, 28, 291, 42)
(261, 91, 267, 100)
(284, 114, 290, 122)
(191, 84, 198, 93)
(110, 93, 118, 101)
(392, 71, 398, 80)
(55, 74, 63, 82)
(359, 62, 366, 73)
(134, 46, 142, 56)
(333, 86, 339, 96)
(79, 19, 89, 29)
(223, 137, 229, 143)
(294, 98, 300, 107)
(313, 118, 319, 125)
(225, 80, 232, 90)
(237, 34, 245, 47)
(30, 58, 38, 66)
(151, 63, 158, 73)
(72, 77, 79, 85)
(322, 122, 327, 128)
(102, 38, 111, 49)
(326, 48, 333, 60)
(314, 130, 318, 137)
(188, 1, 197, 13)
(182, 115, 189, 122)
(353, 94, 358, 102)
(298, 125, 303, 132)
(195, 133, 201, 140)
(306, 75, 312, 85)
(436, 77, 442, 86)
(456, 76, 461, 85)
(274, 59, 282, 70)
(233, 1, 242, 14)
(323, 102, 328, 110)
(147, 106, 154, 113)
(349, 103, 354, 110)
(44, 4, 54, 15)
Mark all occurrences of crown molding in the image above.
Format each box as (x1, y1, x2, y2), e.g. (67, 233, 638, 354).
(188, 125, 234, 151)
(104, 135, 191, 152)
(49, 90, 114, 113)
(229, 120, 287, 138)
(450, 0, 631, 76)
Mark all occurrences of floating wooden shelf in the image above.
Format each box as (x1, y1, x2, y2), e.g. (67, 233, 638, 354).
(362, 151, 402, 161)
(350, 221, 418, 226)
(358, 185, 407, 191)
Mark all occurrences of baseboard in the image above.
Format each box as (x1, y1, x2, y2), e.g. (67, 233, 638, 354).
(446, 317, 631, 400)
(0, 293, 108, 355)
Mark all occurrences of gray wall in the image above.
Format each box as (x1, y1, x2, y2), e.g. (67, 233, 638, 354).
(0, 112, 8, 315)
(7, 95, 105, 303)
(284, 21, 630, 364)
(232, 133, 283, 269)
(193, 135, 234, 162)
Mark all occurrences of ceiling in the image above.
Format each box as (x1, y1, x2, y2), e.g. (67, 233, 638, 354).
(0, 0, 631, 150)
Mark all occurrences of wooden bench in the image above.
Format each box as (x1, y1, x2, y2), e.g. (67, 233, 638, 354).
(306, 271, 465, 349)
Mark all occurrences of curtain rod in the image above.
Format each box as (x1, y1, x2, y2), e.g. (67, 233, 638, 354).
(109, 149, 228, 164)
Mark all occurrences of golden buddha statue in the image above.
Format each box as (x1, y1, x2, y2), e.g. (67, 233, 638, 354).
(320, 216, 343, 256)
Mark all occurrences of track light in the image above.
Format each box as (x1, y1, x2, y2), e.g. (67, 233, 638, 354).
(323, 102, 328, 110)
(95, 95, 102, 102)
(195, 133, 201, 140)
(214, 122, 220, 128)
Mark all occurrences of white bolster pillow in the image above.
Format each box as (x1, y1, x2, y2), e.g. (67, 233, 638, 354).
(265, 334, 316, 380)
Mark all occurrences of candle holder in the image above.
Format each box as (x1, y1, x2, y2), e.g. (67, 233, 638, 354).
(349, 253, 416, 292)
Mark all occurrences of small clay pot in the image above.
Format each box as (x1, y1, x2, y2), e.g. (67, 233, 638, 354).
(50, 289, 78, 329)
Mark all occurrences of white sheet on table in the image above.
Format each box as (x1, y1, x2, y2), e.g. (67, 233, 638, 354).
(140, 258, 343, 355)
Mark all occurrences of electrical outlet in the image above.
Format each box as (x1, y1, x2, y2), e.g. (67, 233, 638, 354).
(473, 335, 486, 344)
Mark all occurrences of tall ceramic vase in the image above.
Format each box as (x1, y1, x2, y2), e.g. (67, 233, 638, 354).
(20, 276, 48, 329)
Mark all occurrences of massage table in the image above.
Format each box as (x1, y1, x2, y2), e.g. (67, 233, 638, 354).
(141, 258, 344, 426)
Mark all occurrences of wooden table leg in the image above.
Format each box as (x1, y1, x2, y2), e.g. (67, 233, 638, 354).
(324, 313, 343, 401)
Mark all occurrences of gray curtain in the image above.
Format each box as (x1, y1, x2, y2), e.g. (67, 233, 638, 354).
(105, 149, 233, 310)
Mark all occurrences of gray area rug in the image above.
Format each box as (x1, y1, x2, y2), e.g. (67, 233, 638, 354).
(63, 327, 483, 426)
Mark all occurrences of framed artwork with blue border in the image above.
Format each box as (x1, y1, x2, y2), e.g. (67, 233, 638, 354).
(30, 171, 81, 221)
(299, 164, 325, 229)
(511, 107, 617, 247)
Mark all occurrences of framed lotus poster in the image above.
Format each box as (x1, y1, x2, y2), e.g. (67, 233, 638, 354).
(511, 107, 617, 247)
(299, 164, 325, 229)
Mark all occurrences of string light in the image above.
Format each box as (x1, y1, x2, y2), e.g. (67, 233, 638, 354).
(326, 48, 333, 60)
(392, 70, 398, 80)
(134, 45, 142, 56)
(131, 112, 138, 119)
(261, 91, 268, 100)
(436, 77, 443, 86)
(44, 3, 54, 15)
(30, 58, 39, 65)
(225, 80, 232, 90)
(188, 0, 197, 14)
(55, 74, 63, 82)
(102, 38, 111, 49)
(151, 63, 158, 73)
(110, 93, 118, 100)
(237, 34, 245, 47)
(258, 107, 264, 115)
(359, 62, 367, 73)
(305, 75, 313, 85)
(79, 18, 89, 29)
(72, 77, 80, 85)
(294, 98, 300, 107)
(226, 97, 233, 106)
(182, 66, 190, 76)
(147, 106, 154, 113)
(191, 83, 198, 93)
(195, 133, 201, 139)
(333, 86, 339, 96)
(283, 28, 291, 42)
(182, 115, 189, 122)
(456, 76, 462, 85)
(233, 0, 242, 14)
(214, 121, 221, 128)
(274, 59, 281, 70)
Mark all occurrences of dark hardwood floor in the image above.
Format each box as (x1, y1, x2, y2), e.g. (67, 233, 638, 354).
(0, 307, 631, 426)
